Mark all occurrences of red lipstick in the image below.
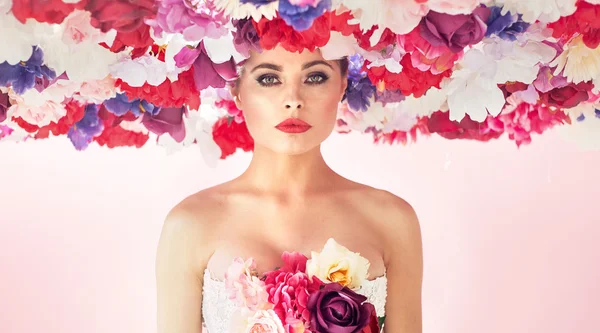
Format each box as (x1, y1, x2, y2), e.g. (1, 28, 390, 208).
(275, 118, 312, 133)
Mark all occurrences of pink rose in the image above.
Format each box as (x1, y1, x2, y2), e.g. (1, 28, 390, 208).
(264, 252, 323, 328)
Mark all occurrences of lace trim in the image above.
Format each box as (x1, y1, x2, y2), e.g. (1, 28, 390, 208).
(201, 268, 388, 333)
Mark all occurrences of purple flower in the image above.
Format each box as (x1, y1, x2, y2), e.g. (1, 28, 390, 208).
(278, 0, 331, 31)
(104, 93, 161, 117)
(0, 46, 56, 95)
(420, 6, 491, 53)
(596, 109, 600, 119)
(375, 89, 405, 106)
(0, 90, 10, 123)
(192, 42, 237, 91)
(485, 6, 530, 41)
(240, 0, 277, 6)
(343, 77, 375, 112)
(232, 18, 263, 57)
(141, 106, 186, 142)
(68, 104, 104, 150)
(307, 283, 375, 333)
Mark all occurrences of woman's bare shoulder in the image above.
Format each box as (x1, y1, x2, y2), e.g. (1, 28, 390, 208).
(165, 184, 232, 226)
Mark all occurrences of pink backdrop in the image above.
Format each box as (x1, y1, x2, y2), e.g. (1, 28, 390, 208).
(1, 130, 599, 333)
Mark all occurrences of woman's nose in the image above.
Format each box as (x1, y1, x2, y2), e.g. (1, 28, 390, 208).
(283, 84, 304, 110)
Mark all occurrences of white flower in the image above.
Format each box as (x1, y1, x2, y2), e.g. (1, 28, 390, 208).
(212, 0, 279, 21)
(401, 85, 449, 118)
(337, 100, 388, 132)
(446, 49, 505, 122)
(0, 12, 40, 65)
(110, 54, 169, 87)
(427, 0, 481, 15)
(307, 238, 371, 290)
(550, 36, 600, 84)
(7, 88, 68, 127)
(319, 32, 361, 60)
(491, 0, 577, 23)
(382, 103, 419, 133)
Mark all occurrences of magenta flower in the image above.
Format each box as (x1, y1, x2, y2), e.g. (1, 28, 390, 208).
(192, 42, 237, 91)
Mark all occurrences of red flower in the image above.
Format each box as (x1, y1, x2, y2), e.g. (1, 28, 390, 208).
(11, 0, 86, 24)
(538, 81, 593, 109)
(373, 117, 430, 145)
(360, 311, 382, 333)
(84, 0, 157, 33)
(35, 101, 86, 139)
(549, 2, 600, 48)
(116, 69, 201, 110)
(427, 111, 503, 142)
(253, 11, 358, 53)
(364, 55, 452, 98)
(212, 117, 254, 159)
(107, 24, 155, 58)
(94, 106, 149, 148)
(356, 26, 397, 52)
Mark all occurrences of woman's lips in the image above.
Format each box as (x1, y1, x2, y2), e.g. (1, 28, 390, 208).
(275, 118, 312, 133)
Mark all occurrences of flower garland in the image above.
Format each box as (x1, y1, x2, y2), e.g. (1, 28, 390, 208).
(2, 0, 600, 164)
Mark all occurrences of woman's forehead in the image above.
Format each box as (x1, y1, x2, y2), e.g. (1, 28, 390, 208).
(245, 46, 332, 68)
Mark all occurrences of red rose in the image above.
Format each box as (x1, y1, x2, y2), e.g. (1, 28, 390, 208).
(11, 0, 85, 24)
(538, 81, 593, 109)
(84, 0, 157, 33)
(212, 117, 254, 159)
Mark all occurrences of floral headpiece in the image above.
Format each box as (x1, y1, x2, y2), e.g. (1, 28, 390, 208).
(1, 0, 600, 165)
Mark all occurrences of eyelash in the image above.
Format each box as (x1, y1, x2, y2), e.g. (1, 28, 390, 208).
(256, 73, 329, 87)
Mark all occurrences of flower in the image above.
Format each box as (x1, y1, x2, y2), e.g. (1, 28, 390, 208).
(224, 258, 271, 311)
(104, 92, 161, 117)
(11, 0, 83, 24)
(263, 252, 323, 326)
(213, 0, 279, 22)
(419, 6, 491, 53)
(289, 0, 322, 6)
(492, 0, 578, 24)
(233, 308, 286, 333)
(0, 90, 10, 123)
(212, 116, 254, 159)
(94, 105, 149, 148)
(68, 104, 104, 150)
(342, 0, 429, 36)
(485, 6, 530, 41)
(0, 46, 57, 95)
(306, 238, 369, 290)
(548, 1, 600, 48)
(427, 0, 481, 15)
(84, 0, 157, 33)
(278, 0, 331, 31)
(232, 18, 263, 58)
(427, 110, 503, 142)
(306, 282, 376, 333)
(397, 26, 462, 75)
(538, 81, 594, 109)
(142, 106, 186, 142)
(145, 0, 229, 41)
(192, 42, 238, 91)
(241, 0, 278, 6)
(253, 12, 332, 52)
(550, 35, 600, 84)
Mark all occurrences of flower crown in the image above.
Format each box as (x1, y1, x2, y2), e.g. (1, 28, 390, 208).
(1, 0, 600, 165)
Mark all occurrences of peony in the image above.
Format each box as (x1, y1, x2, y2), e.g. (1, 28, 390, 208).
(538, 81, 594, 109)
(306, 238, 370, 290)
(85, 0, 157, 33)
(263, 252, 323, 326)
(419, 6, 491, 53)
(306, 283, 376, 333)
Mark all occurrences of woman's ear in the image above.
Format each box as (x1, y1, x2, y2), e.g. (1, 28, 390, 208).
(230, 82, 242, 110)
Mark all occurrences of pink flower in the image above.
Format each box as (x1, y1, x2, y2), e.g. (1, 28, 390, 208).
(288, 0, 322, 7)
(224, 258, 270, 311)
(234, 309, 286, 333)
(397, 27, 462, 75)
(263, 252, 323, 328)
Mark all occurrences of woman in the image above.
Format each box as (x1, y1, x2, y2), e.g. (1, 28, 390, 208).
(155, 45, 423, 333)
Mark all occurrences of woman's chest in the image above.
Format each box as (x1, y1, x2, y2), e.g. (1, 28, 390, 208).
(204, 198, 388, 280)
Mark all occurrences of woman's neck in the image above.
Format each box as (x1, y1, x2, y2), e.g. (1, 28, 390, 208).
(237, 145, 341, 197)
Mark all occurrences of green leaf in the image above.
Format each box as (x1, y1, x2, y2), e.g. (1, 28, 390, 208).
(377, 316, 386, 332)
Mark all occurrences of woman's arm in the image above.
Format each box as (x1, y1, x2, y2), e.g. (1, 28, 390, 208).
(382, 198, 424, 333)
(155, 207, 212, 333)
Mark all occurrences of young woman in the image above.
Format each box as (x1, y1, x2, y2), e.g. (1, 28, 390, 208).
(156, 45, 423, 333)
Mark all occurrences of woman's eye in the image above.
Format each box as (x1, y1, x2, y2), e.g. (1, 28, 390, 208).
(258, 75, 280, 86)
(306, 74, 328, 84)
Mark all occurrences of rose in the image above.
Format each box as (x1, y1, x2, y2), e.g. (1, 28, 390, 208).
(263, 252, 323, 325)
(538, 81, 594, 109)
(306, 238, 370, 290)
(234, 309, 286, 333)
(419, 6, 491, 53)
(232, 18, 263, 58)
(307, 283, 376, 333)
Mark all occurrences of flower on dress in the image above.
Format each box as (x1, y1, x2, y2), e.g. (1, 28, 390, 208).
(306, 238, 370, 290)
(224, 258, 271, 311)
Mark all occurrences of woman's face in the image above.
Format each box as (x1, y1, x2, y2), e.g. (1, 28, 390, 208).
(232, 46, 347, 156)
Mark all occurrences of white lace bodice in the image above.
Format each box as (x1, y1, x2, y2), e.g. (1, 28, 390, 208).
(201, 268, 388, 333)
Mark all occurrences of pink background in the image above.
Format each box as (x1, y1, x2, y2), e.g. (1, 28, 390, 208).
(1, 130, 599, 333)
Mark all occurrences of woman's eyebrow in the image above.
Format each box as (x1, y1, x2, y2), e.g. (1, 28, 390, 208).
(302, 60, 333, 70)
(250, 63, 282, 73)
